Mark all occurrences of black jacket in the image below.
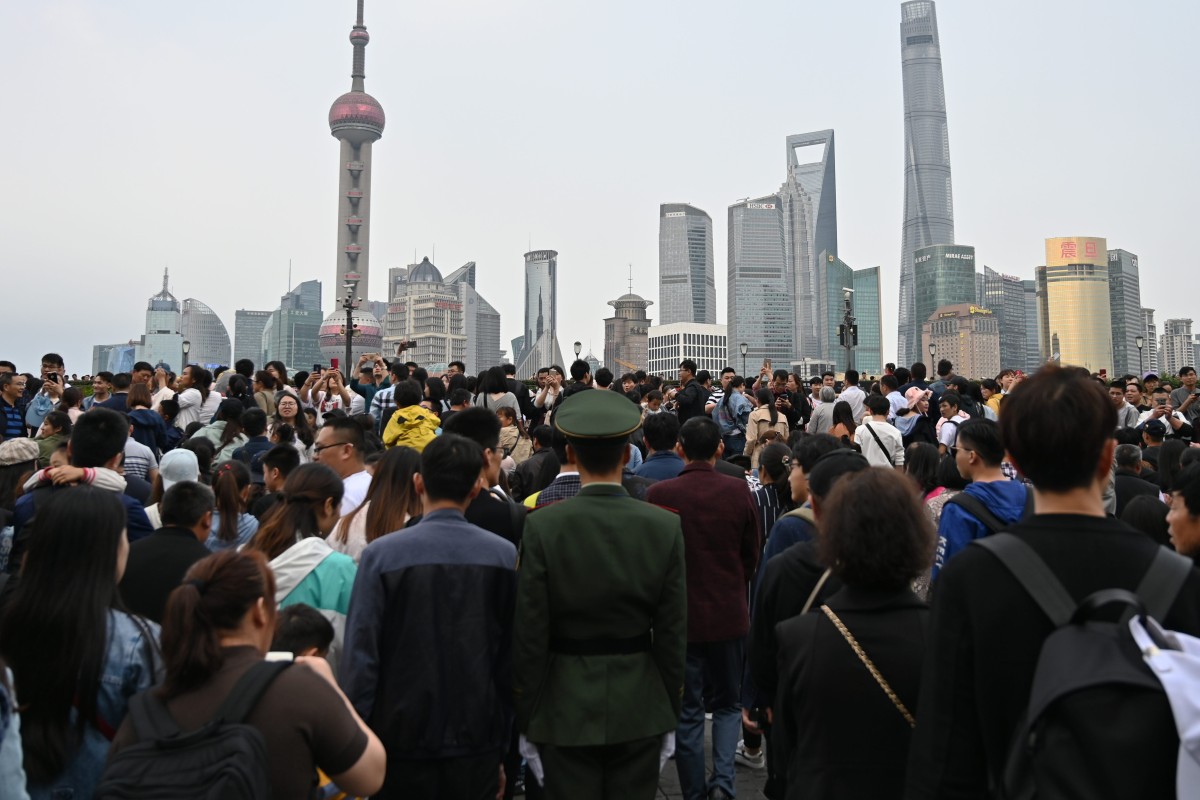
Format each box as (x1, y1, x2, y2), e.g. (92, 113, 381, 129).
(674, 380, 708, 423)
(1114, 468, 1160, 517)
(119, 526, 211, 623)
(776, 585, 928, 800)
(509, 447, 558, 502)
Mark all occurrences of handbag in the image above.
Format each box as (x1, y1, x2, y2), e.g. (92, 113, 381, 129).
(821, 605, 915, 727)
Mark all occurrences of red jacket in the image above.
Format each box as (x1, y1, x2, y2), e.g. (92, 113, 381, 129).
(647, 462, 760, 642)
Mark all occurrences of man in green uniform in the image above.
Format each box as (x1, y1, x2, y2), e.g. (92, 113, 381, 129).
(513, 389, 688, 800)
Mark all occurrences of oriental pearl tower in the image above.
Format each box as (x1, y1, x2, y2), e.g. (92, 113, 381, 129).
(318, 0, 385, 364)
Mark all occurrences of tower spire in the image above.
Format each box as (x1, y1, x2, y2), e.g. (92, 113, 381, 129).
(350, 0, 368, 92)
(162, 267, 169, 294)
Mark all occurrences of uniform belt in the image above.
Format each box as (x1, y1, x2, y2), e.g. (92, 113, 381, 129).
(550, 632, 652, 656)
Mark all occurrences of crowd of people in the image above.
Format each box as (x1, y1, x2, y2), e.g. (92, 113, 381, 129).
(0, 348, 1199, 799)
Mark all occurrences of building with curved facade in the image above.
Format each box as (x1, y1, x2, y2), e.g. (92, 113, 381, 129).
(181, 299, 232, 369)
(659, 204, 714, 325)
(1036, 237, 1112, 375)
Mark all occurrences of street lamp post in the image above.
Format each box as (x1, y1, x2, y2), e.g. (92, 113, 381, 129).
(573, 341, 582, 359)
(928, 341, 936, 376)
(181, 340, 191, 374)
(341, 274, 361, 375)
(739, 342, 748, 378)
(1136, 335, 1145, 377)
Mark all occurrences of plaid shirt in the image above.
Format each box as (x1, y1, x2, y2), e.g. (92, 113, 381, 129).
(535, 473, 581, 507)
(369, 385, 398, 431)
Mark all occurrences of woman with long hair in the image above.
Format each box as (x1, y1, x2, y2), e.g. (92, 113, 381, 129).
(246, 464, 356, 670)
(252, 370, 278, 417)
(225, 374, 256, 413)
(331, 446, 422, 562)
(0, 487, 159, 797)
(424, 376, 447, 414)
(127, 382, 169, 457)
(745, 388, 790, 470)
(775, 468, 932, 799)
(904, 442, 941, 498)
(828, 400, 857, 446)
(474, 366, 519, 415)
(109, 550, 385, 798)
(188, 399, 248, 466)
(713, 376, 752, 458)
(273, 393, 314, 460)
(206, 460, 258, 552)
(56, 387, 85, 424)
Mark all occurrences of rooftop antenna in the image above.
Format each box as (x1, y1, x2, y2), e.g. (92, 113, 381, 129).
(628, 264, 634, 294)
(287, 259, 292, 292)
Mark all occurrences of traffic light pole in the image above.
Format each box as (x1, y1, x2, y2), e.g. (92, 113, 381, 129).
(838, 288, 856, 374)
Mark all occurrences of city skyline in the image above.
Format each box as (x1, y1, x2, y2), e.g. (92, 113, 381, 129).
(3, 2, 1197, 375)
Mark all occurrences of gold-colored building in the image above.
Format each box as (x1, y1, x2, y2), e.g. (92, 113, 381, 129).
(921, 304, 1001, 380)
(1037, 237, 1113, 376)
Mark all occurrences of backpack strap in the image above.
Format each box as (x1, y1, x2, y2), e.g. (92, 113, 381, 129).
(213, 661, 292, 725)
(1135, 546, 1193, 621)
(945, 492, 1007, 535)
(973, 533, 1076, 627)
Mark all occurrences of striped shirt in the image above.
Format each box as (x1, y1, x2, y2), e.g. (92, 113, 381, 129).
(0, 398, 26, 439)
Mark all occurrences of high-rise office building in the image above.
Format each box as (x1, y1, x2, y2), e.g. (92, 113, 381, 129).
(383, 258, 467, 370)
(658, 204, 714, 325)
(319, 0, 386, 361)
(92, 343, 135, 375)
(444, 262, 503, 373)
(135, 269, 185, 371)
(514, 250, 564, 380)
(728, 196, 793, 369)
(1161, 319, 1195, 377)
(921, 303, 1000, 380)
(1143, 308, 1159, 374)
(234, 310, 272, 366)
(1037, 237, 1113, 375)
(181, 299, 232, 370)
(1107, 249, 1143, 377)
(897, 0, 956, 366)
(913, 244, 975, 351)
(977, 266, 1028, 373)
(263, 279, 324, 371)
(780, 131, 838, 359)
(646, 323, 728, 379)
(1022, 279, 1040, 373)
(604, 292, 653, 372)
(818, 252, 882, 375)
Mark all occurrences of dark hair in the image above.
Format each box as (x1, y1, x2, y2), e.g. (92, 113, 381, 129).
(227, 375, 249, 400)
(127, 382, 153, 410)
(1180, 366, 1196, 378)
(421, 433, 485, 502)
(261, 443, 301, 478)
(758, 442, 792, 486)
(388, 360, 410, 380)
(273, 394, 314, 447)
(831, 401, 855, 435)
(678, 417, 721, 461)
(793, 433, 844, 474)
(57, 386, 83, 411)
(184, 421, 205, 439)
(939, 391, 961, 411)
(866, 394, 891, 417)
(249, 464, 344, 561)
(159, 397, 180, 421)
(424, 377, 446, 407)
(441, 406, 501, 451)
(936, 359, 953, 377)
(448, 388, 473, 407)
(241, 407, 268, 438)
(213, 400, 245, 451)
(265, 361, 290, 386)
(271, 423, 295, 444)
(336, 446, 421, 547)
(530, 424, 554, 448)
(1175, 462, 1200, 517)
(160, 550, 275, 698)
(819, 468, 935, 591)
(131, 360, 152, 373)
(161, 481, 216, 528)
(594, 367, 614, 388)
(679, 359, 697, 375)
(179, 437, 215, 484)
(909, 362, 928, 382)
(321, 416, 366, 453)
(642, 411, 680, 453)
(880, 374, 899, 392)
(936, 451, 969, 491)
(755, 388, 779, 427)
(254, 370, 277, 392)
(569, 360, 591, 382)
(393, 378, 424, 408)
(1120, 495, 1171, 547)
(0, 487, 139, 781)
(271, 603, 334, 656)
(905, 442, 940, 494)
(1000, 365, 1115, 492)
(69, 407, 127, 468)
(410, 366, 429, 385)
(212, 460, 251, 542)
(1157, 439, 1189, 493)
(956, 419, 1005, 467)
(807, 449, 870, 499)
(569, 436, 629, 474)
(895, 366, 911, 385)
(185, 365, 213, 403)
(41, 352, 65, 368)
(110, 373, 133, 393)
(495, 406, 517, 423)
(41, 410, 72, 436)
(844, 369, 860, 386)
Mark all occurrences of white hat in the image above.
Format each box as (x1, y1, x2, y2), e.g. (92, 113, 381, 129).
(159, 449, 199, 492)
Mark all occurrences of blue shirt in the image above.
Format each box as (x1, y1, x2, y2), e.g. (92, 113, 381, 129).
(0, 397, 25, 439)
(206, 511, 259, 552)
(635, 451, 685, 481)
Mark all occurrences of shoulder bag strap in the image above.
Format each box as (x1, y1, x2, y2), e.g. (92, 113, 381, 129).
(863, 422, 894, 466)
(820, 605, 914, 728)
(973, 533, 1075, 627)
(945, 492, 1007, 534)
(1136, 546, 1194, 620)
(800, 567, 833, 615)
(214, 661, 292, 725)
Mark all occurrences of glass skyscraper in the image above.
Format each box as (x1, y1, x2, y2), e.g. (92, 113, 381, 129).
(1039, 237, 1113, 375)
(913, 244, 975, 338)
(819, 252, 882, 376)
(234, 310, 272, 366)
(781, 131, 837, 359)
(181, 299, 232, 370)
(728, 196, 794, 370)
(1107, 249, 1143, 377)
(978, 266, 1029, 373)
(659, 204, 715, 325)
(897, 0, 956, 367)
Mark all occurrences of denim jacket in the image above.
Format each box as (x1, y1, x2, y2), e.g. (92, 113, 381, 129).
(28, 611, 160, 800)
(0, 669, 30, 800)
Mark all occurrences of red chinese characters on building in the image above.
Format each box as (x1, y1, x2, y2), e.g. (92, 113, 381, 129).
(1085, 240, 1098, 258)
(1060, 241, 1078, 259)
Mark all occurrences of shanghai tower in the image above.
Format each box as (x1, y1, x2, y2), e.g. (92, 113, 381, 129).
(897, 1, 955, 367)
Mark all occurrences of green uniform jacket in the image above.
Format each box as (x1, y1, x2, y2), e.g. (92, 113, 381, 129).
(513, 483, 687, 746)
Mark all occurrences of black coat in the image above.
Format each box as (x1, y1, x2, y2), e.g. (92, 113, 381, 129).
(119, 526, 211, 623)
(775, 585, 928, 800)
(509, 447, 558, 502)
(1114, 468, 1160, 517)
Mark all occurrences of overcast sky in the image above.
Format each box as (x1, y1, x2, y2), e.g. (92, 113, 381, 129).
(2, 0, 1196, 375)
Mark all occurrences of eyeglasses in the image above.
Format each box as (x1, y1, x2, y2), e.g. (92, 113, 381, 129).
(313, 441, 354, 454)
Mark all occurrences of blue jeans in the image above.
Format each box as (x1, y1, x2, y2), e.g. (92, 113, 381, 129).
(722, 433, 746, 461)
(676, 639, 744, 800)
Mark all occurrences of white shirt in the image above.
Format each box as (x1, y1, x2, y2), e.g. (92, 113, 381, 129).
(885, 391, 907, 423)
(937, 412, 969, 448)
(175, 387, 203, 430)
(856, 419, 906, 467)
(838, 385, 867, 423)
(1137, 408, 1189, 429)
(199, 391, 223, 424)
(311, 390, 366, 417)
(340, 470, 372, 516)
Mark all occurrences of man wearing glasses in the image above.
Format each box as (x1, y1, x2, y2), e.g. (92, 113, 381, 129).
(313, 416, 372, 516)
(932, 418, 1030, 582)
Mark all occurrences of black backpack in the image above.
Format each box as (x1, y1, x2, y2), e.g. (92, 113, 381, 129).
(973, 534, 1193, 800)
(97, 661, 291, 799)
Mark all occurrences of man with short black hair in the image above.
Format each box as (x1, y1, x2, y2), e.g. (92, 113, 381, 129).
(1138, 385, 1194, 441)
(368, 359, 412, 431)
(0, 372, 28, 439)
(668, 359, 706, 424)
(561, 359, 594, 402)
(510, 424, 557, 502)
(120, 481, 214, 622)
(647, 417, 759, 800)
(25, 352, 68, 431)
(1170, 366, 1200, 431)
(856, 394, 905, 469)
(84, 371, 114, 410)
(314, 416, 371, 515)
(447, 360, 467, 377)
(1167, 462, 1200, 555)
(635, 412, 684, 481)
(936, 391, 968, 454)
(929, 359, 954, 394)
(1109, 379, 1139, 429)
(502, 362, 537, 423)
(95, 373, 133, 411)
(906, 365, 1200, 797)
(232, 408, 272, 482)
(838, 369, 866, 423)
(343, 433, 517, 799)
(705, 367, 737, 414)
(441, 407, 526, 547)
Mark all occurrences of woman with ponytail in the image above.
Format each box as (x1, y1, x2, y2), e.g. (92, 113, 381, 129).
(109, 550, 385, 798)
(188, 399, 248, 466)
(245, 464, 356, 671)
(206, 460, 258, 552)
(0, 487, 159, 798)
